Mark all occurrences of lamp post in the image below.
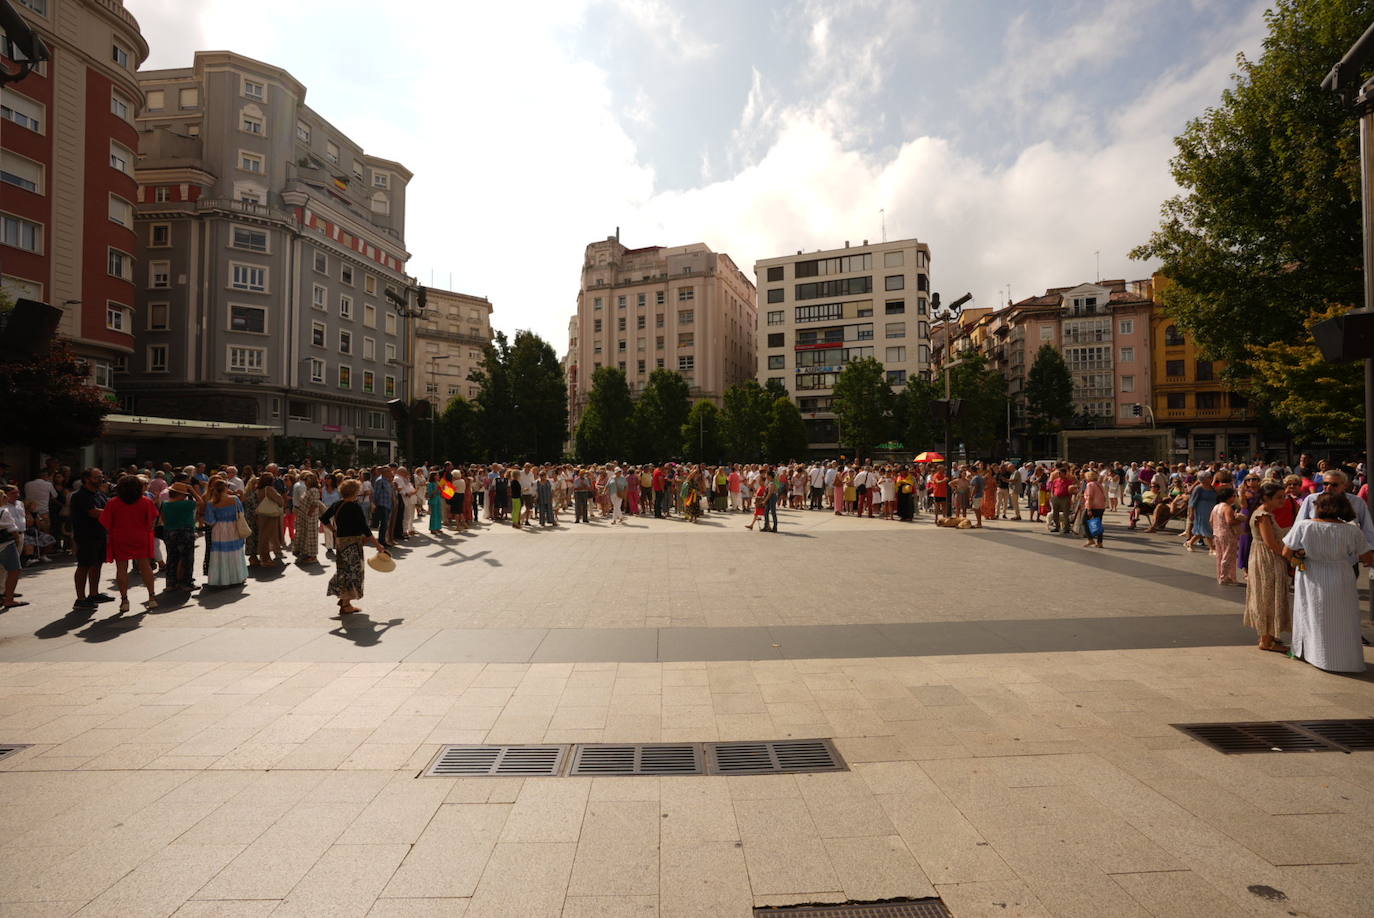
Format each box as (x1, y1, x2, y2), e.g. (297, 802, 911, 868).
(932, 291, 971, 465)
(428, 355, 452, 462)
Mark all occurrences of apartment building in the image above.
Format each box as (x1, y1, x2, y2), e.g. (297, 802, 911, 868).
(120, 50, 413, 460)
(755, 238, 932, 451)
(413, 286, 492, 409)
(563, 313, 579, 438)
(570, 235, 757, 431)
(0, 0, 147, 384)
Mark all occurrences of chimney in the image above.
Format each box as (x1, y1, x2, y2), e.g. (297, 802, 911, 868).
(844, 240, 849, 248)
(862, 239, 868, 245)
(615, 226, 619, 243)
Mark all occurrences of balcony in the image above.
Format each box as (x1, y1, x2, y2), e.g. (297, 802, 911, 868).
(196, 198, 293, 223)
(416, 326, 490, 347)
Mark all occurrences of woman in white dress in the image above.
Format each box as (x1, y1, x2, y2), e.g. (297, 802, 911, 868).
(1282, 491, 1374, 673)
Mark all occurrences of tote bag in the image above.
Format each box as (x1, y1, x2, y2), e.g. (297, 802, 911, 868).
(235, 510, 252, 539)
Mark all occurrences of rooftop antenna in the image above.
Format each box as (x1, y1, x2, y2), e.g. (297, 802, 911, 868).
(880, 208, 886, 243)
(1095, 250, 1101, 282)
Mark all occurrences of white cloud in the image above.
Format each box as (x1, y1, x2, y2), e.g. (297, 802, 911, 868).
(604, 0, 716, 60)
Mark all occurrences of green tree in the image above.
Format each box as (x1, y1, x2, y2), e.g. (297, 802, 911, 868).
(632, 369, 691, 460)
(719, 380, 771, 461)
(438, 396, 481, 463)
(575, 366, 633, 460)
(1247, 303, 1364, 441)
(682, 399, 723, 462)
(0, 340, 111, 458)
(948, 352, 1008, 459)
(1024, 344, 1075, 435)
(1131, 0, 1372, 425)
(891, 376, 940, 453)
(469, 332, 513, 459)
(507, 330, 568, 462)
(831, 357, 893, 461)
(764, 396, 809, 460)
(763, 377, 789, 402)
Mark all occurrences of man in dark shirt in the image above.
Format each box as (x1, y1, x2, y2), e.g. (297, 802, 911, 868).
(70, 468, 112, 607)
(652, 465, 666, 518)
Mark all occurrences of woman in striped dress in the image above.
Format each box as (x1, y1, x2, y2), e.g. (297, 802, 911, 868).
(1282, 492, 1374, 673)
(204, 479, 248, 587)
(291, 472, 322, 565)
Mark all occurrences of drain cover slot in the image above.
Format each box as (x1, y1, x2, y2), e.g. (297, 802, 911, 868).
(707, 739, 847, 775)
(754, 897, 952, 917)
(1172, 722, 1341, 754)
(0, 745, 31, 763)
(570, 743, 704, 776)
(1289, 719, 1374, 752)
(423, 744, 568, 777)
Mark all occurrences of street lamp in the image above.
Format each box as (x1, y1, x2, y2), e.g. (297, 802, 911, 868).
(932, 291, 972, 465)
(428, 355, 452, 462)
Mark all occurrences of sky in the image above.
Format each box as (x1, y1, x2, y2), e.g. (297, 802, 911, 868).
(126, 0, 1272, 349)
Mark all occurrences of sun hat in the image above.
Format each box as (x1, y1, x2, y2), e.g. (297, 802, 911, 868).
(367, 553, 396, 573)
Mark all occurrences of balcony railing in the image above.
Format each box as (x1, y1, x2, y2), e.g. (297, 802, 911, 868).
(196, 198, 293, 223)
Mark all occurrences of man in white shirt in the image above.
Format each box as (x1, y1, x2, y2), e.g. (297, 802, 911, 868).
(853, 465, 874, 517)
(807, 464, 825, 510)
(1295, 469, 1374, 550)
(0, 488, 23, 606)
(823, 463, 838, 510)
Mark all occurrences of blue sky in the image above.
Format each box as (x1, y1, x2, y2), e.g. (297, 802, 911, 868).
(129, 0, 1270, 347)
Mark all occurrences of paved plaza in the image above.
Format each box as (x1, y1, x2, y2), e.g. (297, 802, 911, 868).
(1, 507, 1373, 916)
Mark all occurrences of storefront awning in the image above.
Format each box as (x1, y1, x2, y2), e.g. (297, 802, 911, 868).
(101, 414, 277, 438)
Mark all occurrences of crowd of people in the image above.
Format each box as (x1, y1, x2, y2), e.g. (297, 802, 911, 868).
(0, 452, 1370, 674)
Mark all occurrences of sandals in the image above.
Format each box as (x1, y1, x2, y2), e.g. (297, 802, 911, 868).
(118, 599, 130, 613)
(1260, 641, 1288, 654)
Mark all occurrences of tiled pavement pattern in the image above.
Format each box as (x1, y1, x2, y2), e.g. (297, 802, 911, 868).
(0, 510, 1371, 916)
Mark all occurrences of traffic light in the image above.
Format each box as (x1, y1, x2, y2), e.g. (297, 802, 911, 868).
(1131, 403, 1142, 417)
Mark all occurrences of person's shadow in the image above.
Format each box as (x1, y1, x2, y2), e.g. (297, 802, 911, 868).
(329, 615, 403, 647)
(35, 605, 97, 639)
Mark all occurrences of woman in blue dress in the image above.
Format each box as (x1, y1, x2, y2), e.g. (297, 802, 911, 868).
(204, 479, 248, 587)
(427, 471, 444, 534)
(1185, 472, 1217, 552)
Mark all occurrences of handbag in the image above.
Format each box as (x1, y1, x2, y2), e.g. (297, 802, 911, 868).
(1086, 514, 1104, 538)
(235, 511, 252, 539)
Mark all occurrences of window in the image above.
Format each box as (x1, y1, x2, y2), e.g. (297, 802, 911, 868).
(242, 78, 265, 100)
(91, 362, 114, 388)
(340, 264, 353, 286)
(239, 151, 264, 173)
(325, 142, 340, 163)
(655, 336, 664, 350)
(143, 89, 164, 111)
(148, 345, 168, 373)
(290, 400, 314, 422)
(367, 410, 385, 429)
(1, 152, 40, 192)
(1, 90, 42, 132)
(1164, 324, 1185, 347)
(636, 315, 646, 329)
(363, 303, 376, 328)
(178, 87, 198, 109)
(617, 317, 626, 331)
(1039, 325, 1053, 341)
(154, 186, 170, 203)
(918, 321, 929, 339)
(1166, 393, 1186, 410)
(917, 274, 929, 292)
(617, 340, 627, 352)
(363, 370, 375, 392)
(1196, 360, 1214, 381)
(1119, 319, 1134, 335)
(655, 314, 664, 328)
(311, 320, 326, 347)
(339, 295, 352, 319)
(227, 345, 265, 374)
(678, 332, 693, 348)
(187, 125, 200, 136)
(385, 313, 397, 335)
(0, 214, 39, 253)
(885, 346, 907, 362)
(372, 171, 390, 189)
(1120, 375, 1135, 393)
(795, 253, 872, 277)
(637, 293, 646, 307)
(385, 342, 397, 363)
(767, 288, 785, 303)
(110, 91, 131, 120)
(339, 329, 352, 354)
(105, 195, 133, 229)
(105, 302, 127, 332)
(656, 291, 665, 305)
(884, 275, 905, 291)
(679, 309, 694, 325)
(106, 247, 131, 279)
(766, 266, 784, 282)
(1197, 391, 1221, 410)
(678, 355, 694, 372)
(230, 304, 266, 333)
(230, 263, 266, 291)
(883, 251, 904, 267)
(767, 332, 784, 348)
(308, 358, 324, 383)
(678, 287, 695, 302)
(296, 121, 311, 144)
(885, 322, 906, 339)
(147, 223, 170, 248)
(338, 365, 352, 389)
(241, 111, 264, 135)
(231, 226, 268, 252)
(384, 375, 396, 397)
(918, 297, 927, 315)
(637, 337, 646, 350)
(312, 284, 327, 309)
(147, 303, 169, 330)
(615, 295, 626, 309)
(887, 370, 907, 386)
(313, 251, 328, 274)
(149, 261, 170, 288)
(767, 310, 784, 325)
(111, 43, 131, 68)
(794, 303, 844, 324)
(110, 141, 133, 175)
(768, 355, 785, 370)
(1119, 346, 1134, 362)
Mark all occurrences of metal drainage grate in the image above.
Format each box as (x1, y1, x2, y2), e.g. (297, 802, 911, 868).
(1173, 722, 1339, 754)
(569, 743, 704, 776)
(0, 745, 31, 763)
(754, 897, 953, 917)
(706, 738, 847, 775)
(1288, 719, 1374, 752)
(423, 744, 569, 777)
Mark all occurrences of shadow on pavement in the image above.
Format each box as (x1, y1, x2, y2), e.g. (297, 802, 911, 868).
(74, 610, 146, 643)
(34, 605, 97, 639)
(329, 614, 403, 647)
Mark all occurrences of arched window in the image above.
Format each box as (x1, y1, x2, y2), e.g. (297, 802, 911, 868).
(370, 191, 389, 215)
(1164, 324, 1185, 346)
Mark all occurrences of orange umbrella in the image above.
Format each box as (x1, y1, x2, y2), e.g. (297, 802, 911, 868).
(912, 451, 945, 463)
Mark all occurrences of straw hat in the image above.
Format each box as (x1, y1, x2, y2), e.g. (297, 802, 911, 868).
(367, 553, 396, 573)
(168, 482, 194, 496)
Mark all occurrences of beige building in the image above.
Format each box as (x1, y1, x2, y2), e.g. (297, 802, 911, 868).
(755, 238, 932, 451)
(570, 235, 757, 431)
(414, 286, 493, 409)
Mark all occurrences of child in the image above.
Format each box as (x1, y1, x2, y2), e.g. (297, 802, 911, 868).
(744, 482, 768, 531)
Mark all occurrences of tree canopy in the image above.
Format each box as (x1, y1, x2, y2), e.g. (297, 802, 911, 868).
(1024, 344, 1075, 434)
(0, 340, 111, 456)
(682, 399, 724, 462)
(466, 330, 567, 462)
(632, 369, 691, 460)
(764, 396, 810, 461)
(948, 352, 1008, 459)
(720, 380, 771, 462)
(831, 357, 893, 461)
(575, 366, 633, 460)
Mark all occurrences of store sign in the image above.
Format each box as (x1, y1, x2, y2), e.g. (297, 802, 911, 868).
(322, 424, 342, 432)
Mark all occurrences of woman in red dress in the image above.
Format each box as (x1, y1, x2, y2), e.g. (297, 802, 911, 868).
(100, 474, 160, 612)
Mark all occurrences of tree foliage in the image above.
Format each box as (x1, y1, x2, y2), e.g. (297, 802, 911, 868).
(720, 380, 771, 462)
(763, 377, 789, 402)
(632, 369, 691, 460)
(575, 366, 633, 460)
(1024, 344, 1075, 434)
(831, 357, 893, 461)
(764, 396, 810, 461)
(948, 352, 1008, 459)
(891, 376, 940, 452)
(465, 330, 567, 462)
(1247, 303, 1364, 441)
(0, 340, 110, 455)
(682, 399, 723, 462)
(1131, 0, 1372, 432)
(438, 396, 481, 463)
